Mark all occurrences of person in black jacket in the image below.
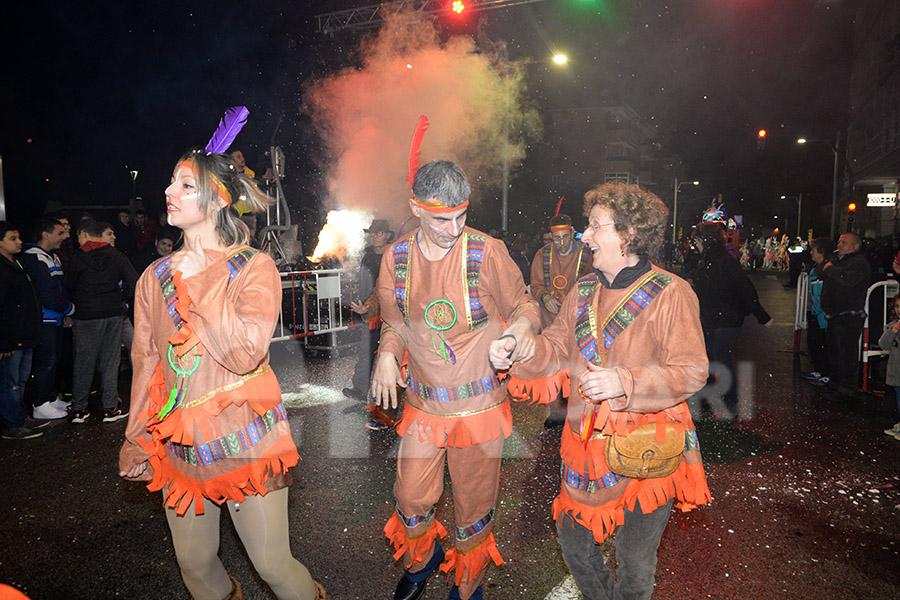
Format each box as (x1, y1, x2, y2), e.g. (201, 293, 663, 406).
(0, 222, 44, 439)
(820, 232, 872, 402)
(691, 223, 773, 421)
(64, 219, 138, 423)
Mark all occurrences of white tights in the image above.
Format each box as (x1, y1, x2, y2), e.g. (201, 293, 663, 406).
(164, 487, 315, 600)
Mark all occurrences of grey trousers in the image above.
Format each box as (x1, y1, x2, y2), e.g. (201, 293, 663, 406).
(71, 317, 123, 411)
(557, 498, 674, 600)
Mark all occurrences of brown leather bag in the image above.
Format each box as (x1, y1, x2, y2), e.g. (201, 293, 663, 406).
(605, 422, 685, 479)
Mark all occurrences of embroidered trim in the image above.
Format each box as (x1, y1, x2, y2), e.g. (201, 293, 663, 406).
(463, 234, 488, 330)
(561, 429, 700, 493)
(407, 373, 501, 403)
(456, 508, 494, 542)
(179, 366, 271, 410)
(152, 246, 259, 331)
(167, 403, 287, 467)
(397, 505, 436, 529)
(406, 397, 507, 419)
(393, 237, 413, 324)
(561, 462, 622, 493)
(574, 272, 672, 366)
(153, 258, 183, 330)
(225, 247, 259, 282)
(392, 232, 487, 331)
(542, 245, 590, 297)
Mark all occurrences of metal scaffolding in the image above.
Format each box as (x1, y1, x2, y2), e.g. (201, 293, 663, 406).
(315, 0, 545, 34)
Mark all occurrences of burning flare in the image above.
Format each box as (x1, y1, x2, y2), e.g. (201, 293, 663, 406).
(308, 210, 370, 264)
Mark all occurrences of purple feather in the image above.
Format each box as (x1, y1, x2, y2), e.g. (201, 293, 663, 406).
(204, 106, 250, 154)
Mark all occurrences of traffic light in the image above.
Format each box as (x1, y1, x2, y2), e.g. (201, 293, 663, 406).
(451, 0, 465, 13)
(757, 129, 766, 150)
(847, 202, 856, 226)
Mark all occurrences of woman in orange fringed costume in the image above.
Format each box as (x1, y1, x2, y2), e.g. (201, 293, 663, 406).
(491, 182, 711, 600)
(118, 148, 325, 600)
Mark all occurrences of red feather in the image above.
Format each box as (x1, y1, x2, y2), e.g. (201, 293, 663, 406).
(407, 115, 430, 186)
(555, 196, 565, 216)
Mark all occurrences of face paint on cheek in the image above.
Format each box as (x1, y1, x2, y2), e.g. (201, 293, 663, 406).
(182, 193, 198, 200)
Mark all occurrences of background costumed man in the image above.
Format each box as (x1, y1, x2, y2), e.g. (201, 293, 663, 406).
(530, 213, 590, 428)
(371, 159, 540, 600)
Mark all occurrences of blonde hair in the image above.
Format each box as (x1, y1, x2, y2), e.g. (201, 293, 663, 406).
(175, 150, 272, 247)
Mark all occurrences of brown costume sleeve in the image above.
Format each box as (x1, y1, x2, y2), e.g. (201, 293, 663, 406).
(610, 280, 708, 413)
(511, 285, 579, 381)
(483, 238, 540, 330)
(530, 246, 550, 304)
(118, 269, 160, 478)
(182, 252, 281, 375)
(377, 244, 407, 358)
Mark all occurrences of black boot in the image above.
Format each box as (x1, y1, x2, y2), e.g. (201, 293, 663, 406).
(394, 541, 444, 600)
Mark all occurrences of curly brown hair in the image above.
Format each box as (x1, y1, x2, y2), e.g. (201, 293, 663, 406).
(582, 182, 668, 258)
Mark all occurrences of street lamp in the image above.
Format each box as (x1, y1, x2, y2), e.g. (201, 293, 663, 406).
(672, 178, 699, 243)
(501, 53, 567, 232)
(797, 133, 841, 238)
(780, 194, 802, 238)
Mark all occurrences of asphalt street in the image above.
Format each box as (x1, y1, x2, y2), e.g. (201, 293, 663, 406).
(1, 270, 898, 600)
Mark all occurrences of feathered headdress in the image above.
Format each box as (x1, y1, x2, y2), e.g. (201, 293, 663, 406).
(407, 115, 430, 186)
(554, 196, 565, 217)
(205, 106, 250, 155)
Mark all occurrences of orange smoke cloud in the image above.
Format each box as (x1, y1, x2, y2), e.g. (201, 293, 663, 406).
(303, 9, 541, 228)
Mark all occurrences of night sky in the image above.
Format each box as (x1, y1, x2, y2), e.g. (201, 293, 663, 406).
(0, 0, 853, 239)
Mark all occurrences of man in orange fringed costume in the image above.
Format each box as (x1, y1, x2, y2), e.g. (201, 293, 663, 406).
(530, 213, 591, 330)
(492, 182, 711, 600)
(530, 213, 592, 428)
(371, 160, 540, 600)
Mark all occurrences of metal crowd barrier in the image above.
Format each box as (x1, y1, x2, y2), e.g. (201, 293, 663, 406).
(794, 275, 899, 392)
(793, 271, 809, 352)
(861, 279, 899, 393)
(273, 268, 365, 347)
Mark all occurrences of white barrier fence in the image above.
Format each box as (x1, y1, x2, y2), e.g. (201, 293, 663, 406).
(794, 274, 899, 392)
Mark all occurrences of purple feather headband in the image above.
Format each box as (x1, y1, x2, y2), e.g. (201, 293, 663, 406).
(205, 106, 250, 155)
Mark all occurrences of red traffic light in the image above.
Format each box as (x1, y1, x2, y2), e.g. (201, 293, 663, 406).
(451, 0, 465, 13)
(758, 129, 767, 138)
(848, 203, 857, 212)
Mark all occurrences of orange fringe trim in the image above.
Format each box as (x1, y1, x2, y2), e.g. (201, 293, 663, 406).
(505, 369, 570, 405)
(552, 487, 626, 544)
(139, 432, 299, 516)
(396, 400, 512, 448)
(553, 460, 712, 546)
(439, 532, 504, 586)
(384, 512, 448, 568)
(143, 363, 282, 446)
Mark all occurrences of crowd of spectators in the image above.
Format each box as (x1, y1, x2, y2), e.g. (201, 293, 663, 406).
(0, 208, 176, 439)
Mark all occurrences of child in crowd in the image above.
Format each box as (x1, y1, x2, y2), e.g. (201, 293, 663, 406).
(879, 294, 900, 441)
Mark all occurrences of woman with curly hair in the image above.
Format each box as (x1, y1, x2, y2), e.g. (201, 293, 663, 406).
(118, 149, 326, 600)
(492, 182, 711, 600)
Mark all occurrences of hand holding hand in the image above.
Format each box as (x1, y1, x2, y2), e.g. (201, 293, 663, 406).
(577, 361, 625, 404)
